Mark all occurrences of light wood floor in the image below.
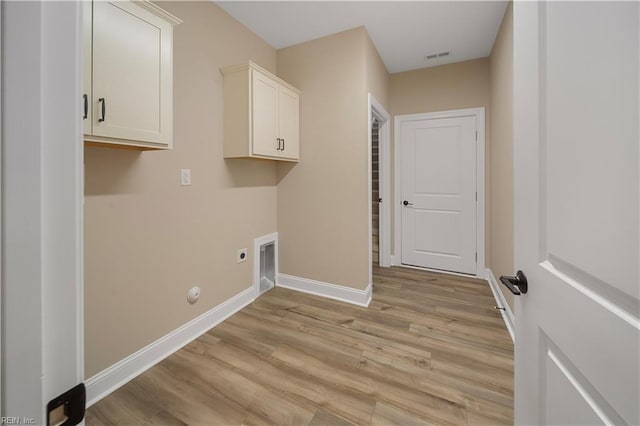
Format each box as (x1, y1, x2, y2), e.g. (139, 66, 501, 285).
(86, 266, 514, 425)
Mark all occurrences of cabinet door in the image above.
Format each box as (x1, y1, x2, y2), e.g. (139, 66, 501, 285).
(82, 1, 92, 135)
(277, 85, 300, 160)
(92, 1, 172, 145)
(251, 70, 280, 157)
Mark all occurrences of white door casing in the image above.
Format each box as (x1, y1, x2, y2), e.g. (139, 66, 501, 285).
(0, 2, 3, 414)
(513, 2, 639, 425)
(395, 109, 484, 276)
(2, 1, 84, 422)
(377, 108, 392, 269)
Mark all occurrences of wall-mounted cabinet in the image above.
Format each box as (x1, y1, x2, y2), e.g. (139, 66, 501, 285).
(83, 1, 181, 150)
(222, 61, 300, 162)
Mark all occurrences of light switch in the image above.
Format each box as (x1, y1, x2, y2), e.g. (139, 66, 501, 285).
(180, 169, 191, 186)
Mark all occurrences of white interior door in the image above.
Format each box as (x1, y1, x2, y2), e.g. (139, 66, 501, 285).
(399, 114, 477, 274)
(513, 2, 639, 425)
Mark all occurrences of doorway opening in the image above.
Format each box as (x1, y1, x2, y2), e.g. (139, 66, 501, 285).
(368, 94, 391, 288)
(372, 119, 380, 265)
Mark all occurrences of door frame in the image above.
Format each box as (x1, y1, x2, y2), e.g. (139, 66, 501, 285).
(368, 93, 391, 280)
(393, 107, 485, 278)
(1, 1, 84, 421)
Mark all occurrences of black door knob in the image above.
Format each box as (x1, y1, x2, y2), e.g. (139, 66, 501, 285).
(403, 200, 413, 206)
(499, 270, 528, 295)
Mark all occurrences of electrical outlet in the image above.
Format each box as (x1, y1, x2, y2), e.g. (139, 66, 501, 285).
(180, 169, 191, 186)
(237, 248, 248, 263)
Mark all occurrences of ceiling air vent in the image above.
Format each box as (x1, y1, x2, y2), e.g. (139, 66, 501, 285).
(424, 51, 451, 61)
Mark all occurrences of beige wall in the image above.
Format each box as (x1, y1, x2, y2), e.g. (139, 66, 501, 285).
(389, 59, 492, 264)
(489, 3, 514, 309)
(276, 27, 388, 290)
(84, 1, 278, 377)
(364, 30, 390, 109)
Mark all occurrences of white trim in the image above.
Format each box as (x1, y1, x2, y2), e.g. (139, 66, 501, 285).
(1, 4, 3, 415)
(394, 107, 486, 277)
(85, 286, 256, 407)
(380, 117, 392, 268)
(368, 93, 392, 286)
(75, 1, 86, 390)
(254, 232, 278, 297)
(277, 274, 372, 307)
(2, 2, 84, 420)
(486, 268, 515, 342)
(132, 0, 183, 26)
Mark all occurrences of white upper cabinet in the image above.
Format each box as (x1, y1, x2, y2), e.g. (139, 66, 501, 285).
(83, 1, 181, 150)
(222, 61, 301, 162)
(277, 84, 300, 161)
(251, 70, 280, 158)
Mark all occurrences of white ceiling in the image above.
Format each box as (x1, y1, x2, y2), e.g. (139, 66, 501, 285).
(215, 1, 508, 74)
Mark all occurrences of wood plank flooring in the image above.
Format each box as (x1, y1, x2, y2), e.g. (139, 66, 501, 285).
(86, 266, 513, 425)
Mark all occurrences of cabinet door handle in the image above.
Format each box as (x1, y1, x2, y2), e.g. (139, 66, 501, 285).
(83, 94, 88, 120)
(282, 138, 285, 151)
(98, 98, 106, 122)
(276, 138, 281, 151)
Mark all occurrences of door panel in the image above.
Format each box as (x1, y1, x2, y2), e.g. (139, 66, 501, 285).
(252, 70, 279, 157)
(278, 85, 299, 160)
(414, 210, 461, 256)
(543, 342, 611, 426)
(92, 1, 168, 143)
(544, 2, 639, 297)
(514, 2, 639, 424)
(400, 115, 476, 274)
(414, 127, 460, 194)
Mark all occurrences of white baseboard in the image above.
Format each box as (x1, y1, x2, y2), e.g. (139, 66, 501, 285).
(486, 268, 515, 342)
(85, 286, 256, 407)
(277, 273, 372, 307)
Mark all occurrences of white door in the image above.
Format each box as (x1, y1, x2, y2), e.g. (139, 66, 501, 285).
(513, 2, 639, 425)
(252, 70, 280, 157)
(399, 114, 477, 274)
